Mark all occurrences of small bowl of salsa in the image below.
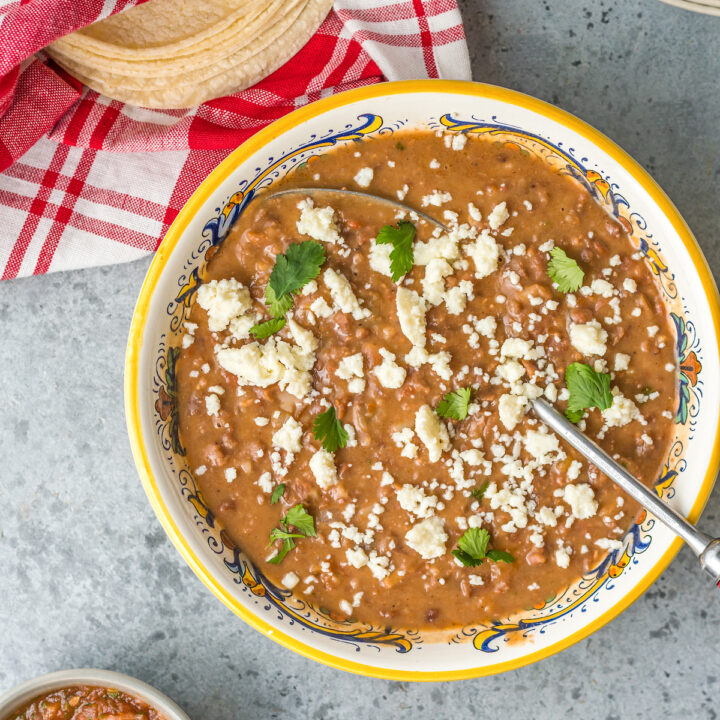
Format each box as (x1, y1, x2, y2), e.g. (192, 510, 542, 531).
(0, 670, 190, 720)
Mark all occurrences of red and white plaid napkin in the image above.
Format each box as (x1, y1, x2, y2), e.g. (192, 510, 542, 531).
(0, 0, 470, 280)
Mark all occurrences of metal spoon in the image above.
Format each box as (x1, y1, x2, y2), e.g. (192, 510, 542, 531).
(532, 398, 720, 585)
(264, 186, 720, 585)
(266, 187, 452, 232)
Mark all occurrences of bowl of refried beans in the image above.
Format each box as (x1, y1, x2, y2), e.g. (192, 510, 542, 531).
(125, 79, 720, 680)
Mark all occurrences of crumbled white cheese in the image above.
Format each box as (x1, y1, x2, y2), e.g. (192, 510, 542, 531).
(445, 280, 474, 315)
(396, 484, 439, 519)
(614, 353, 630, 371)
(499, 394, 528, 431)
(396, 287, 427, 348)
(487, 201, 509, 230)
(596, 538, 623, 551)
(281, 571, 300, 589)
(297, 198, 342, 244)
(257, 471, 273, 494)
(523, 429, 561, 464)
(353, 167, 374, 188)
(392, 427, 418, 459)
(309, 449, 338, 489)
(373, 348, 406, 389)
(422, 257, 453, 306)
(287, 317, 318, 354)
(570, 320, 608, 356)
(501, 337, 537, 360)
(623, 278, 637, 293)
(272, 416, 303, 455)
(476, 316, 497, 338)
(415, 404, 451, 462)
(421, 190, 452, 207)
(346, 547, 369, 569)
(602, 393, 641, 427)
(497, 360, 525, 383)
(336, 352, 365, 393)
(368, 240, 393, 277)
(227, 314, 256, 342)
(464, 229, 500, 279)
(196, 277, 251, 332)
(555, 547, 571, 568)
(562, 483, 598, 519)
(301, 280, 317, 296)
(225, 468, 237, 482)
(309, 296, 333, 318)
(405, 516, 448, 559)
(217, 336, 315, 399)
(205, 393, 221, 416)
(323, 267, 371, 320)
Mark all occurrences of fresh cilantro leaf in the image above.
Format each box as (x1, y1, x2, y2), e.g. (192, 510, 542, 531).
(250, 316, 286, 339)
(267, 503, 316, 564)
(270, 483, 286, 505)
(269, 527, 303, 543)
(452, 548, 480, 567)
(452, 528, 490, 567)
(565, 362, 613, 422)
(470, 481, 489, 501)
(255, 241, 325, 335)
(283, 504, 317, 537)
(312, 405, 349, 453)
(565, 407, 585, 424)
(268, 538, 295, 564)
(375, 221, 415, 282)
(436, 387, 472, 420)
(547, 247, 584, 293)
(457, 527, 490, 560)
(486, 549, 515, 563)
(265, 285, 294, 318)
(452, 528, 512, 567)
(268, 240, 326, 299)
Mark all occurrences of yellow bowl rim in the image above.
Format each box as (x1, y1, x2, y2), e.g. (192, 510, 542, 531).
(124, 79, 720, 681)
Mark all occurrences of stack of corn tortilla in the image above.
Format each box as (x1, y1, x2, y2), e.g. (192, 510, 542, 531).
(46, 0, 334, 109)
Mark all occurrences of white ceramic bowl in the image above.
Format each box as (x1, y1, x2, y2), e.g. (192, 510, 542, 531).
(0, 670, 190, 720)
(125, 79, 720, 680)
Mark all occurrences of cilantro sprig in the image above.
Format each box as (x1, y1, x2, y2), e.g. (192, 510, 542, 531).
(452, 527, 515, 567)
(250, 240, 326, 339)
(470, 481, 489, 501)
(565, 362, 613, 423)
(375, 221, 416, 282)
(250, 316, 286, 339)
(436, 387, 472, 421)
(547, 247, 584, 293)
(265, 286, 294, 318)
(268, 503, 316, 564)
(270, 483, 286, 505)
(312, 405, 348, 453)
(269, 240, 326, 298)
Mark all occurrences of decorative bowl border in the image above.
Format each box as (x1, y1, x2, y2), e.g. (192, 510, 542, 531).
(125, 80, 720, 680)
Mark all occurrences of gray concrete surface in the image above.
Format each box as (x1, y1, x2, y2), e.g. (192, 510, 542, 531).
(2, 0, 720, 717)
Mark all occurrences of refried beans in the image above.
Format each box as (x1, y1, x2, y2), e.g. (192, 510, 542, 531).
(175, 130, 677, 630)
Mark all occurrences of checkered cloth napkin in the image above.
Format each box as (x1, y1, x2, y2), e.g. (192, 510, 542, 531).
(0, 0, 470, 280)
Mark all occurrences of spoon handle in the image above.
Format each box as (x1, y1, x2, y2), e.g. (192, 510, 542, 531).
(531, 398, 720, 584)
